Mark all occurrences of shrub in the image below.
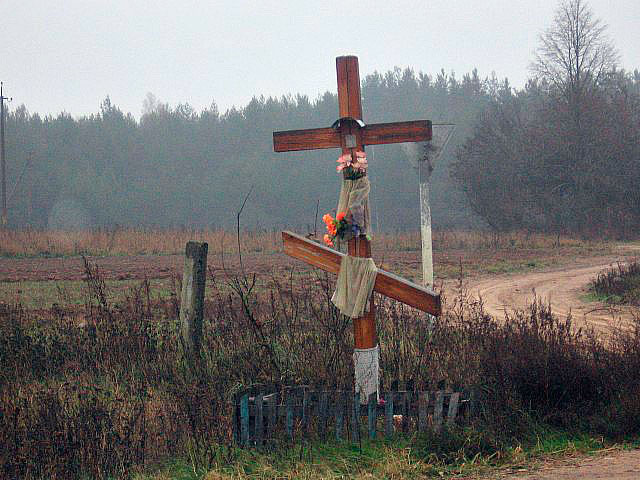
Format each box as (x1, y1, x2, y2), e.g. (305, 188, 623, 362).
(591, 261, 640, 305)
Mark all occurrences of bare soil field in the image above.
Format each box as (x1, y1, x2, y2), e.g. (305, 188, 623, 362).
(0, 245, 604, 283)
(0, 240, 619, 306)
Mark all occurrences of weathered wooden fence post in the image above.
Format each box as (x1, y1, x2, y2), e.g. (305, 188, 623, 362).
(179, 241, 208, 355)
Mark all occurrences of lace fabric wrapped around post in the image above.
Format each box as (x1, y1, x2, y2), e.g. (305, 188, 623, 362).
(331, 255, 377, 318)
(354, 345, 379, 403)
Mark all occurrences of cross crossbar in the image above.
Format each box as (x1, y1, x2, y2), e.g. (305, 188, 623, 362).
(282, 231, 441, 316)
(273, 120, 432, 153)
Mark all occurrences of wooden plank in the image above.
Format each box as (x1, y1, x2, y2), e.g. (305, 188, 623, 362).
(446, 392, 460, 427)
(254, 394, 264, 447)
(349, 236, 377, 348)
(336, 58, 374, 354)
(402, 391, 411, 432)
(286, 394, 294, 439)
(418, 392, 429, 432)
(337, 56, 362, 120)
(433, 391, 444, 432)
(282, 231, 441, 316)
(273, 127, 341, 152)
(319, 391, 328, 439)
(273, 120, 431, 153)
(384, 392, 394, 438)
(335, 392, 344, 441)
(240, 394, 250, 447)
(368, 392, 377, 439)
(363, 120, 432, 145)
(268, 393, 277, 438)
(232, 391, 241, 445)
(336, 57, 350, 118)
(338, 58, 373, 350)
(282, 230, 341, 274)
(375, 270, 441, 316)
(254, 393, 264, 447)
(351, 392, 360, 443)
(180, 241, 208, 356)
(469, 386, 478, 417)
(346, 56, 362, 119)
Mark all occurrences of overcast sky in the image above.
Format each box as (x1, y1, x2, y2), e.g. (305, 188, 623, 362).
(2, 0, 638, 118)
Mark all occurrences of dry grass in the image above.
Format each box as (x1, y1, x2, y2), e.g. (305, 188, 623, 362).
(0, 228, 596, 258)
(0, 228, 281, 257)
(3, 257, 640, 478)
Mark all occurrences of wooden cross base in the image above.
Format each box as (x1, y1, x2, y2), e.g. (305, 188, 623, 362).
(282, 231, 441, 317)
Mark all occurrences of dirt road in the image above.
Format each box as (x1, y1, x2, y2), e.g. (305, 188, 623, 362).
(465, 246, 639, 334)
(465, 245, 640, 479)
(485, 448, 640, 479)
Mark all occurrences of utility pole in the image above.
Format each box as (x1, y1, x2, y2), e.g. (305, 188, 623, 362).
(0, 82, 11, 226)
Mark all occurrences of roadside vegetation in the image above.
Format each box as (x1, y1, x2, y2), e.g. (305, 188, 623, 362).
(137, 433, 634, 479)
(2, 259, 640, 479)
(1, 0, 637, 476)
(590, 261, 640, 306)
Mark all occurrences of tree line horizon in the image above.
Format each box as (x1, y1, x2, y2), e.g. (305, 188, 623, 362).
(3, 0, 638, 237)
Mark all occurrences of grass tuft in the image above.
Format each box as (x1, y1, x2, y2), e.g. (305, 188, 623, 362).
(591, 261, 640, 306)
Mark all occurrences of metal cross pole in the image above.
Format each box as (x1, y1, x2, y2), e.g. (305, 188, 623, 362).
(401, 124, 455, 287)
(0, 82, 11, 226)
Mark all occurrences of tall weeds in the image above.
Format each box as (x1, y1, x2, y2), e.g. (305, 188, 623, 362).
(1, 263, 639, 478)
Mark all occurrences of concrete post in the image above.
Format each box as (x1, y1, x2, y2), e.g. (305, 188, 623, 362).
(419, 161, 434, 287)
(180, 241, 208, 355)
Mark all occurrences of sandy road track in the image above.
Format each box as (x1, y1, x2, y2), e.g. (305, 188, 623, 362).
(465, 246, 639, 334)
(481, 448, 640, 480)
(466, 246, 640, 479)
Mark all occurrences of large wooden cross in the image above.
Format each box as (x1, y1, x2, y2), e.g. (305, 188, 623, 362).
(273, 56, 440, 359)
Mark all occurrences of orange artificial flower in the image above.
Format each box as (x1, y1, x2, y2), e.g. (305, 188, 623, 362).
(336, 212, 346, 222)
(323, 234, 334, 247)
(322, 213, 333, 225)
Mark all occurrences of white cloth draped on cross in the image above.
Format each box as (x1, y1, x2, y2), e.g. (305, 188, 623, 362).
(330, 151, 377, 318)
(331, 255, 377, 318)
(336, 177, 371, 236)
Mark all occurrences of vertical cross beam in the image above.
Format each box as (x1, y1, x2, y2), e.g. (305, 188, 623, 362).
(336, 56, 377, 351)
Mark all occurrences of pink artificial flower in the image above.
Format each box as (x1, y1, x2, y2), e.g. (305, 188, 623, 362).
(352, 151, 368, 171)
(336, 151, 368, 173)
(336, 153, 352, 172)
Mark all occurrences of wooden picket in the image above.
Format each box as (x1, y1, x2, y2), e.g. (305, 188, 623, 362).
(231, 385, 469, 447)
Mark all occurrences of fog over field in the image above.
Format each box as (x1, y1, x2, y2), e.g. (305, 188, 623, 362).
(0, 0, 638, 235)
(3, 0, 639, 117)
